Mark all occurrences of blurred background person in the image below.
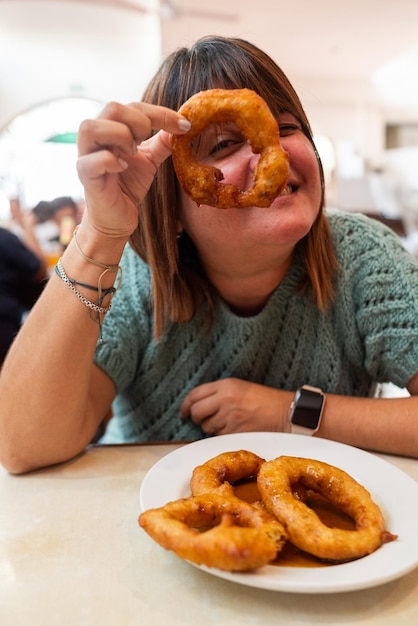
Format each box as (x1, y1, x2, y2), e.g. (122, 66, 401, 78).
(32, 195, 79, 269)
(0, 223, 47, 365)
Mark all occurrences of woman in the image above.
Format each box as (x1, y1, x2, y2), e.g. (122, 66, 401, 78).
(0, 36, 417, 473)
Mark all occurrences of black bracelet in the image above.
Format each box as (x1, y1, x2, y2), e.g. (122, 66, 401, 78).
(54, 264, 117, 296)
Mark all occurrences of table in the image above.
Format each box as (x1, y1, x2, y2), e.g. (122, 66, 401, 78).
(1, 443, 417, 626)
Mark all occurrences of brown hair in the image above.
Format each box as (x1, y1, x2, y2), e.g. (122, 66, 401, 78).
(130, 35, 338, 337)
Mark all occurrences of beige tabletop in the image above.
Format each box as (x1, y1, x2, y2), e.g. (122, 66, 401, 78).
(1, 442, 417, 626)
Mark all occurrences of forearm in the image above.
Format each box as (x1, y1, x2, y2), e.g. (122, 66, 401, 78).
(182, 378, 418, 458)
(0, 101, 192, 474)
(278, 386, 418, 458)
(0, 226, 126, 473)
(314, 393, 418, 458)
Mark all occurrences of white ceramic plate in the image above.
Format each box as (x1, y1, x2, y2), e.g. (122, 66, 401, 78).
(139, 432, 418, 593)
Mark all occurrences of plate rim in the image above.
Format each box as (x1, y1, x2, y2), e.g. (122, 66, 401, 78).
(139, 432, 418, 594)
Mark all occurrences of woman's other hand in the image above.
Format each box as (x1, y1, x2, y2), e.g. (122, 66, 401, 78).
(180, 378, 293, 435)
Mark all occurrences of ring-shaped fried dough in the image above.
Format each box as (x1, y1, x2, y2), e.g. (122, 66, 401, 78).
(170, 88, 289, 208)
(190, 450, 265, 497)
(139, 493, 287, 571)
(257, 456, 393, 562)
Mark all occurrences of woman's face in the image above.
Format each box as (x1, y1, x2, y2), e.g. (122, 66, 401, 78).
(177, 112, 323, 268)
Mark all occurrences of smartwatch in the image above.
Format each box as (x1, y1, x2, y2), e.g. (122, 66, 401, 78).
(289, 385, 325, 435)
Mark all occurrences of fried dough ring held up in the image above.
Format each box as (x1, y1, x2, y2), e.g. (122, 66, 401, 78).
(170, 88, 289, 209)
(257, 456, 395, 562)
(190, 450, 265, 497)
(139, 493, 287, 572)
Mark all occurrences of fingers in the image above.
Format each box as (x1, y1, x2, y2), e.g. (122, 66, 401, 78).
(76, 149, 128, 191)
(77, 131, 173, 192)
(77, 118, 138, 159)
(181, 379, 283, 436)
(77, 101, 190, 157)
(180, 381, 235, 435)
(137, 130, 173, 170)
(180, 382, 219, 424)
(75, 101, 191, 224)
(127, 101, 192, 135)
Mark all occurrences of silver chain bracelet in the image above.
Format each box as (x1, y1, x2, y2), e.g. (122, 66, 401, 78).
(55, 259, 112, 315)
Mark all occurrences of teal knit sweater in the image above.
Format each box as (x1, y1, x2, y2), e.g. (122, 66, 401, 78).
(95, 210, 418, 443)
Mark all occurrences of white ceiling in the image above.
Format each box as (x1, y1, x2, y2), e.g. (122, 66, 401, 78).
(160, 0, 418, 82)
(0, 0, 418, 128)
(159, 0, 418, 117)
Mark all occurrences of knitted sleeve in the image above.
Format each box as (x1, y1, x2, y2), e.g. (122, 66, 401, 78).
(331, 211, 418, 387)
(93, 246, 154, 391)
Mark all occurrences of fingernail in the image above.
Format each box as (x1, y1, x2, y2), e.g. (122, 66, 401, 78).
(118, 158, 128, 170)
(178, 118, 191, 132)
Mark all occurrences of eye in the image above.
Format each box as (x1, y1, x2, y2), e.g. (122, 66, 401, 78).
(208, 137, 243, 156)
(279, 122, 301, 136)
(193, 123, 245, 162)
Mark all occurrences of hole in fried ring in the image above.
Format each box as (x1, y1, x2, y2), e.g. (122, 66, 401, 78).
(257, 456, 395, 562)
(139, 493, 286, 571)
(170, 88, 289, 209)
(190, 449, 265, 497)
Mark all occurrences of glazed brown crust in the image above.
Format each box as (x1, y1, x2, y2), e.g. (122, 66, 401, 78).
(170, 88, 289, 208)
(190, 450, 266, 497)
(139, 493, 287, 571)
(257, 456, 391, 561)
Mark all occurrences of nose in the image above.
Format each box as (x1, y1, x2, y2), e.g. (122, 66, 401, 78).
(219, 142, 261, 192)
(245, 144, 261, 189)
(241, 142, 259, 167)
(234, 142, 260, 186)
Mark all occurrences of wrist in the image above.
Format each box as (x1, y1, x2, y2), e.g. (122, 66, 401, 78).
(73, 222, 128, 267)
(289, 385, 325, 436)
(60, 225, 125, 292)
(278, 390, 294, 433)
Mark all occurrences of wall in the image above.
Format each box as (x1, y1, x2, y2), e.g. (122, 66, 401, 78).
(0, 1, 162, 130)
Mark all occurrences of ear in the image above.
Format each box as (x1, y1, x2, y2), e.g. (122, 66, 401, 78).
(175, 218, 184, 235)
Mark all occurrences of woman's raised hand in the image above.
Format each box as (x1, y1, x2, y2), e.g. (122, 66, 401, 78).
(76, 101, 190, 238)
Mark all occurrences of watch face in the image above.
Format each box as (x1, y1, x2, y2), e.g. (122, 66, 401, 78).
(291, 388, 324, 429)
